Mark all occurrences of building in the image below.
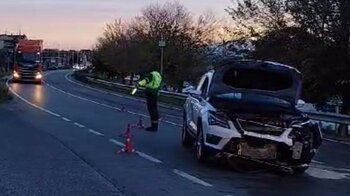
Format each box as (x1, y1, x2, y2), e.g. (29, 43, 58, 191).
(0, 34, 27, 70)
(0, 34, 27, 50)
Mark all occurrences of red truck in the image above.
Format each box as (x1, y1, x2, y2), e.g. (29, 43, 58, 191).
(13, 39, 43, 84)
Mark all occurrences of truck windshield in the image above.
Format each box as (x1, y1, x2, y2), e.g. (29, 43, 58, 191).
(17, 53, 39, 63)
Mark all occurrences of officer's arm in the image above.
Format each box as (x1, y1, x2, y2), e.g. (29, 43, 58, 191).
(138, 74, 152, 87)
(138, 79, 147, 87)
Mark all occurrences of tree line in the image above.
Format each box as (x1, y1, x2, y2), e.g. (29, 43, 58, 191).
(93, 2, 218, 89)
(93, 0, 349, 115)
(227, 0, 349, 112)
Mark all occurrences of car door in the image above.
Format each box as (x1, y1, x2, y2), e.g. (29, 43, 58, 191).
(186, 75, 205, 134)
(191, 76, 210, 136)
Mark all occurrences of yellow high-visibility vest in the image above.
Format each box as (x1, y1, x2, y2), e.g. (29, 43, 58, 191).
(138, 71, 162, 89)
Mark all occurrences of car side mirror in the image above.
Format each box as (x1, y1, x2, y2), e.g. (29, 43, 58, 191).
(190, 90, 202, 100)
(296, 99, 306, 108)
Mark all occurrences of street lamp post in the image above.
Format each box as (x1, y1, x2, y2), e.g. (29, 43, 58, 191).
(158, 34, 166, 75)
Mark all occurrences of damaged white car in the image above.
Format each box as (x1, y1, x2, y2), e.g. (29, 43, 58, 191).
(182, 60, 323, 174)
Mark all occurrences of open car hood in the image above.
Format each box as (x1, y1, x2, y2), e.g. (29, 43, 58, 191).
(210, 92, 297, 114)
(209, 60, 302, 109)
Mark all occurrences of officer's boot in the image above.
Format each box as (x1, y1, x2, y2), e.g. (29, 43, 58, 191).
(145, 122, 158, 132)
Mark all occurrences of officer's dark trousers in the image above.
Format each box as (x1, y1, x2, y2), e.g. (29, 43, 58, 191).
(145, 90, 159, 123)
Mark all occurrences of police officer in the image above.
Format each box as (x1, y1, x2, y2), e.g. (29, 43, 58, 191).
(137, 71, 162, 132)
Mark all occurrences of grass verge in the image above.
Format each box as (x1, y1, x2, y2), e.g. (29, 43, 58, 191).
(0, 81, 11, 104)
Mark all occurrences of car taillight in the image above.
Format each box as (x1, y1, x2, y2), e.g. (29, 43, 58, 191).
(208, 111, 230, 128)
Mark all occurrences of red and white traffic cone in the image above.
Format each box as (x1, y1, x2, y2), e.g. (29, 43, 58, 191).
(118, 124, 135, 154)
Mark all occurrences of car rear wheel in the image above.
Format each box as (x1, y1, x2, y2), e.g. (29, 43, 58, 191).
(182, 113, 194, 148)
(196, 124, 209, 163)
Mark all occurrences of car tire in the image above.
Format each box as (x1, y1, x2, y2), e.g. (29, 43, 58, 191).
(182, 112, 194, 148)
(196, 122, 209, 163)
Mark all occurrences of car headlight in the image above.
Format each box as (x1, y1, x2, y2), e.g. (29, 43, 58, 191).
(208, 111, 230, 128)
(35, 72, 42, 80)
(13, 71, 20, 78)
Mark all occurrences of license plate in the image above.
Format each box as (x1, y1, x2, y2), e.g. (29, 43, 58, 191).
(292, 142, 303, 159)
(238, 143, 277, 160)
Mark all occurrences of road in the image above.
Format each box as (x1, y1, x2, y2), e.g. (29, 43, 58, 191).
(1, 70, 350, 196)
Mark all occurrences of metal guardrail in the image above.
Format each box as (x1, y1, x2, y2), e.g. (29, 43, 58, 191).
(86, 76, 187, 100)
(84, 75, 350, 125)
(305, 112, 350, 125)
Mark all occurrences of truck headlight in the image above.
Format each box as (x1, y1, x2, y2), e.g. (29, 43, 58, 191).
(13, 71, 20, 78)
(208, 111, 230, 128)
(35, 72, 42, 80)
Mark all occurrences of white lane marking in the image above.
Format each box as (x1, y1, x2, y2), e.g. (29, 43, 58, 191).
(45, 78, 183, 127)
(135, 151, 162, 163)
(62, 117, 71, 122)
(307, 166, 350, 180)
(44, 82, 122, 112)
(339, 141, 350, 145)
(173, 169, 213, 187)
(109, 139, 124, 147)
(311, 160, 325, 165)
(162, 119, 181, 127)
(89, 129, 104, 136)
(324, 138, 339, 143)
(6, 80, 61, 118)
(65, 72, 182, 111)
(74, 122, 85, 128)
(109, 139, 162, 163)
(324, 138, 350, 146)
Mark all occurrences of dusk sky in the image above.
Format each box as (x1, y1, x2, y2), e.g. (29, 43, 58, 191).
(0, 0, 232, 49)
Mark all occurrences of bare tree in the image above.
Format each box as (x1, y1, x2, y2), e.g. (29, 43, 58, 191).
(226, 0, 291, 37)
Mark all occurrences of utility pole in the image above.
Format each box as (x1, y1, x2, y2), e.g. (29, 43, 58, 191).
(158, 33, 166, 75)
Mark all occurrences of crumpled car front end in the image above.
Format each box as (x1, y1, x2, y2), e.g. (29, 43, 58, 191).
(206, 60, 323, 174)
(219, 111, 323, 173)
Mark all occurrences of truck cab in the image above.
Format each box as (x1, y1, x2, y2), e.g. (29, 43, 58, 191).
(13, 39, 43, 84)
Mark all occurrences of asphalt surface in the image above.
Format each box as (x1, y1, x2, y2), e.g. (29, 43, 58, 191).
(1, 70, 350, 196)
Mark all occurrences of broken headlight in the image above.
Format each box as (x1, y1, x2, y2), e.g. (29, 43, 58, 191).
(208, 111, 230, 128)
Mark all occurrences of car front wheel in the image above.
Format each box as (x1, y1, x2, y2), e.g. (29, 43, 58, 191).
(196, 123, 209, 163)
(182, 113, 194, 148)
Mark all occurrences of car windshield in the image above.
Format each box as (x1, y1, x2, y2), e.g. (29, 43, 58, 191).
(223, 68, 293, 91)
(17, 53, 39, 63)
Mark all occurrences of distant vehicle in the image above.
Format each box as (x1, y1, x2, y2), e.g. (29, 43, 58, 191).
(12, 39, 43, 84)
(73, 64, 85, 70)
(125, 75, 140, 82)
(182, 60, 323, 174)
